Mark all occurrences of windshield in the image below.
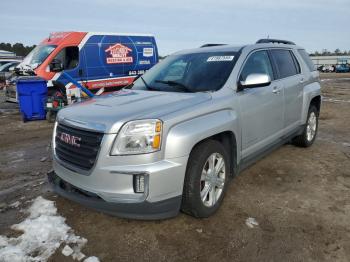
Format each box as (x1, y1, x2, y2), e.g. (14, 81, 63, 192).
(21, 45, 56, 69)
(131, 51, 238, 93)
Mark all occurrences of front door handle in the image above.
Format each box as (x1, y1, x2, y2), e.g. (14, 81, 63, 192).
(272, 87, 281, 94)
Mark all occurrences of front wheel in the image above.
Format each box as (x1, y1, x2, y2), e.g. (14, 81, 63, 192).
(46, 111, 56, 123)
(181, 140, 230, 218)
(293, 105, 319, 147)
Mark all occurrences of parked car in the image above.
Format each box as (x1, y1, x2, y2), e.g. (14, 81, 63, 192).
(0, 61, 20, 88)
(335, 64, 350, 73)
(5, 31, 159, 102)
(320, 65, 336, 73)
(0, 59, 21, 67)
(317, 65, 325, 72)
(48, 39, 321, 219)
(0, 61, 20, 75)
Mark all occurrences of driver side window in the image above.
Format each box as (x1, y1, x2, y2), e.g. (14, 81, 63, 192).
(51, 46, 79, 71)
(240, 50, 274, 82)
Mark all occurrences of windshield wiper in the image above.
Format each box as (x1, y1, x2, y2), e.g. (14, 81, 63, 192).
(155, 80, 192, 92)
(140, 76, 158, 91)
(124, 75, 141, 89)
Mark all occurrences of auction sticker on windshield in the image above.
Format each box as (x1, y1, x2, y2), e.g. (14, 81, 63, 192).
(207, 56, 234, 62)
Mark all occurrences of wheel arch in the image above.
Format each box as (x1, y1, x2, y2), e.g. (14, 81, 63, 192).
(310, 95, 321, 115)
(190, 131, 238, 177)
(164, 110, 240, 177)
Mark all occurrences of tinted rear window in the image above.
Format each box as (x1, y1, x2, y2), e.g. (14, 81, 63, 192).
(298, 49, 316, 72)
(270, 49, 299, 79)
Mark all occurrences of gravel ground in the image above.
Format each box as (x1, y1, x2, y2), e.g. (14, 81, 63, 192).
(0, 73, 349, 262)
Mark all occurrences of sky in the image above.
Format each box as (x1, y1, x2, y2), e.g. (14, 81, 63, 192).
(1, 0, 349, 55)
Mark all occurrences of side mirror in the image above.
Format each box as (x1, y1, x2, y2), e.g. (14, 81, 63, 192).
(8, 66, 15, 72)
(49, 59, 63, 72)
(238, 73, 271, 91)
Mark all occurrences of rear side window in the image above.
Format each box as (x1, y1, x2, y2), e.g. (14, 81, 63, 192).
(298, 49, 316, 72)
(270, 49, 299, 79)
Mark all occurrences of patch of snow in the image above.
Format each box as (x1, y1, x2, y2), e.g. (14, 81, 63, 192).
(73, 251, 86, 261)
(32, 181, 45, 187)
(0, 236, 8, 247)
(62, 245, 74, 256)
(10, 159, 24, 164)
(323, 97, 350, 103)
(245, 217, 259, 229)
(195, 228, 203, 233)
(0, 196, 98, 262)
(9, 201, 21, 209)
(40, 157, 48, 162)
(84, 256, 100, 262)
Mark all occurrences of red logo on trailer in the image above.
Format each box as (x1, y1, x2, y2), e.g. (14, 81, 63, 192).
(105, 43, 133, 64)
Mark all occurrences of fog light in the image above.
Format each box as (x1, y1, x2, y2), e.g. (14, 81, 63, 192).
(133, 174, 145, 193)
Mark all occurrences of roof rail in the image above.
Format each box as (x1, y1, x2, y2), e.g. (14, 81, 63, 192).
(256, 39, 295, 45)
(200, 44, 227, 48)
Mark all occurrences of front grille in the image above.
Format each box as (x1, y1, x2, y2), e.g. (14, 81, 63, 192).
(55, 123, 104, 171)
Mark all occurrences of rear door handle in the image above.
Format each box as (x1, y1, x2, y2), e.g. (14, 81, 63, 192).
(272, 86, 281, 94)
(300, 78, 305, 83)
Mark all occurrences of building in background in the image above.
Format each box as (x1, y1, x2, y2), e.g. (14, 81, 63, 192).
(0, 50, 16, 58)
(311, 56, 350, 67)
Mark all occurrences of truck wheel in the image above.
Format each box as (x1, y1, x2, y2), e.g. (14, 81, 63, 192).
(293, 105, 319, 147)
(181, 140, 229, 218)
(46, 111, 56, 123)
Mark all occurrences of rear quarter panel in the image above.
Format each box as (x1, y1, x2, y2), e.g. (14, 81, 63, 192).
(301, 80, 321, 124)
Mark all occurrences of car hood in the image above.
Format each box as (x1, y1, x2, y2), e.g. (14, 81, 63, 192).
(57, 89, 212, 133)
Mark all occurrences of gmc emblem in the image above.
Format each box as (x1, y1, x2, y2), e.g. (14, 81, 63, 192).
(59, 132, 81, 147)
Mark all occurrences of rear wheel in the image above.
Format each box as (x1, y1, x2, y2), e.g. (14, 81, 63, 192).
(181, 140, 230, 218)
(293, 105, 319, 147)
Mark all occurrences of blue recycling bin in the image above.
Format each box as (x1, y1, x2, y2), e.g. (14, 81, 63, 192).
(17, 77, 47, 122)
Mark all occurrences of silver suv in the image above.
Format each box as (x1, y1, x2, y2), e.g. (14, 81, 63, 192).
(48, 39, 321, 219)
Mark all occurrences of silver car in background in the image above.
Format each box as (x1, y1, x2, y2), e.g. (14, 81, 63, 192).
(48, 39, 321, 219)
(0, 61, 20, 89)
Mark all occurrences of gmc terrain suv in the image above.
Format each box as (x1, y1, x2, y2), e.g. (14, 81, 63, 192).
(48, 39, 321, 219)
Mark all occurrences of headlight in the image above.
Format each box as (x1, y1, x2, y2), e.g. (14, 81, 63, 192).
(111, 119, 162, 155)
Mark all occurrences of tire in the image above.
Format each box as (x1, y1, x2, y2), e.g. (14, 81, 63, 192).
(293, 105, 319, 147)
(181, 139, 230, 218)
(46, 111, 56, 123)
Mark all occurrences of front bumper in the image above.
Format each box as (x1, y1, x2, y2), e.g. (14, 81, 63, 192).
(4, 84, 18, 102)
(51, 146, 189, 219)
(48, 171, 182, 220)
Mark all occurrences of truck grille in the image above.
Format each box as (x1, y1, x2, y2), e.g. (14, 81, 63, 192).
(55, 123, 104, 171)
